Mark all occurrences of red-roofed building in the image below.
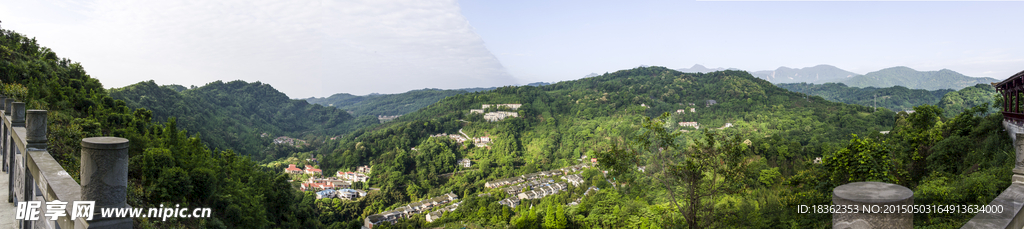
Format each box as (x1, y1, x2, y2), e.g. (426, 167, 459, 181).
(300, 182, 335, 192)
(284, 164, 302, 174)
(305, 165, 323, 176)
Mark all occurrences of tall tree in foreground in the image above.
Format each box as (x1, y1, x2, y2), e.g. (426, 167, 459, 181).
(599, 113, 748, 229)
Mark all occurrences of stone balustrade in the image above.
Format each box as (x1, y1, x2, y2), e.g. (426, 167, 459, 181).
(2, 95, 132, 229)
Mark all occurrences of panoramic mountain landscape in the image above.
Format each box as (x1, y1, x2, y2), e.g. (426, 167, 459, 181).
(4, 26, 1018, 228)
(4, 0, 1024, 227)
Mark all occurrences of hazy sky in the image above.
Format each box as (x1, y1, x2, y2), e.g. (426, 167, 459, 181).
(2, 0, 1022, 98)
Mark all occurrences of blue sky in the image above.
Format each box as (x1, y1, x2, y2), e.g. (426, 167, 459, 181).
(1, 0, 1022, 98)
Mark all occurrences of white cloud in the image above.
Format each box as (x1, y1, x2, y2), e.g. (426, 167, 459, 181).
(321, 0, 516, 95)
(0, 0, 514, 98)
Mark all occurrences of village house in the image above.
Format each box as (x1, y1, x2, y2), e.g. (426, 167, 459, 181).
(336, 171, 369, 183)
(516, 183, 567, 200)
(485, 177, 525, 188)
(560, 163, 589, 174)
(690, 108, 696, 113)
(470, 109, 484, 114)
(561, 174, 584, 187)
(706, 100, 717, 106)
(459, 158, 472, 168)
(425, 201, 460, 223)
(679, 122, 700, 129)
(304, 165, 322, 176)
(498, 196, 521, 208)
(336, 189, 367, 200)
(473, 136, 491, 147)
(308, 177, 351, 189)
(483, 111, 519, 122)
(316, 189, 336, 199)
(676, 109, 686, 114)
(481, 104, 522, 110)
(358, 165, 372, 174)
(364, 211, 403, 228)
(284, 164, 303, 174)
(300, 182, 335, 192)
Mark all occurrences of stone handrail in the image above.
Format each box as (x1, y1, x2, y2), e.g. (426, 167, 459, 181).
(2, 95, 131, 229)
(961, 123, 1024, 228)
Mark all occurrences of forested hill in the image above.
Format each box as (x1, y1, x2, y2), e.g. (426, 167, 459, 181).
(937, 83, 999, 117)
(777, 82, 953, 112)
(306, 89, 468, 117)
(842, 66, 998, 90)
(310, 66, 898, 227)
(110, 80, 380, 156)
(307, 82, 554, 117)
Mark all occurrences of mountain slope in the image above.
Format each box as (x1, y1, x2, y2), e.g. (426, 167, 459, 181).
(750, 64, 860, 84)
(842, 66, 999, 90)
(777, 82, 953, 112)
(937, 83, 999, 117)
(111, 80, 379, 158)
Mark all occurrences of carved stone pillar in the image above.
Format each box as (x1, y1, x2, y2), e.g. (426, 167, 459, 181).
(80, 137, 132, 228)
(833, 182, 913, 229)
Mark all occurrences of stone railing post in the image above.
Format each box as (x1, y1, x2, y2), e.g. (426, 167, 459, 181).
(22, 109, 45, 229)
(833, 182, 913, 229)
(81, 137, 132, 228)
(12, 102, 25, 127)
(26, 110, 46, 150)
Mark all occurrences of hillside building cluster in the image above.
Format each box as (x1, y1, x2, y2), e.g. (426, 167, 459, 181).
(301, 176, 350, 191)
(430, 132, 491, 147)
(487, 162, 595, 209)
(273, 136, 306, 146)
(315, 188, 367, 200)
(364, 193, 459, 228)
(678, 122, 700, 129)
(470, 104, 522, 122)
(377, 115, 401, 123)
(285, 164, 322, 175)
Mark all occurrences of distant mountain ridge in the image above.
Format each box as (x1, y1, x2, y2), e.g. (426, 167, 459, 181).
(307, 82, 553, 117)
(676, 64, 741, 73)
(750, 65, 860, 84)
(678, 64, 996, 91)
(842, 66, 999, 90)
(777, 82, 953, 112)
